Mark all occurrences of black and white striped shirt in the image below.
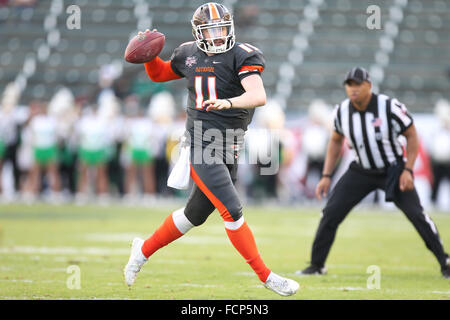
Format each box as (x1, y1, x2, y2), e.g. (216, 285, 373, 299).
(334, 93, 413, 170)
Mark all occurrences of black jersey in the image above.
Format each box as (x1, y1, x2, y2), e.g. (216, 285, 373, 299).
(170, 41, 265, 139)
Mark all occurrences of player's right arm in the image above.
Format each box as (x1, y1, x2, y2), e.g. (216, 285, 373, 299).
(315, 130, 345, 200)
(144, 57, 181, 82)
(204, 74, 266, 111)
(204, 43, 266, 111)
(140, 29, 183, 82)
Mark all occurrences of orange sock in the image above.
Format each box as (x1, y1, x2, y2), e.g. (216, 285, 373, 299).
(225, 221, 271, 282)
(141, 213, 183, 258)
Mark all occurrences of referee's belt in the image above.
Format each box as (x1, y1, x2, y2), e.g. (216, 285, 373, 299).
(349, 161, 388, 176)
(350, 160, 405, 202)
(349, 160, 404, 176)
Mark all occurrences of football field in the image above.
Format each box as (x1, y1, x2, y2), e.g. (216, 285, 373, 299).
(0, 202, 449, 300)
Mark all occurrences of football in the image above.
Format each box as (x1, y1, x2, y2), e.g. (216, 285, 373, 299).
(124, 31, 165, 64)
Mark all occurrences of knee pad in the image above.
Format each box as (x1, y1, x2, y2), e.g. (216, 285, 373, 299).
(172, 207, 194, 234)
(224, 216, 245, 230)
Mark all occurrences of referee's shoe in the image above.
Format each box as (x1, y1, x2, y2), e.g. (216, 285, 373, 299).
(442, 258, 450, 279)
(296, 264, 327, 276)
(297, 259, 450, 278)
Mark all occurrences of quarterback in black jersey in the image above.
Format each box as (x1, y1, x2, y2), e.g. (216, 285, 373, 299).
(170, 39, 265, 136)
(124, 2, 299, 296)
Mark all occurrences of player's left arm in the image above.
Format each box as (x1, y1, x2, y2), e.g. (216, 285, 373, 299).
(204, 74, 266, 111)
(391, 98, 416, 191)
(399, 123, 419, 191)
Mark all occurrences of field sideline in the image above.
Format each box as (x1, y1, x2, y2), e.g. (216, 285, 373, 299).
(0, 203, 449, 300)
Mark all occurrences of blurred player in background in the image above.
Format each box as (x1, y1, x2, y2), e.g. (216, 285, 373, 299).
(0, 82, 23, 196)
(246, 99, 286, 201)
(0, 108, 6, 196)
(300, 100, 333, 199)
(147, 91, 177, 196)
(429, 99, 450, 208)
(124, 2, 299, 296)
(47, 87, 78, 200)
(74, 100, 115, 203)
(22, 100, 61, 202)
(122, 94, 157, 202)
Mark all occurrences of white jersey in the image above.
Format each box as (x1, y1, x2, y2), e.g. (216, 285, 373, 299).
(0, 112, 8, 143)
(125, 118, 155, 152)
(76, 115, 111, 151)
(30, 114, 58, 148)
(0, 110, 17, 145)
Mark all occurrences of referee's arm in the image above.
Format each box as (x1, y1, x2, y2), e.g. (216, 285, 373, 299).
(399, 124, 419, 192)
(315, 131, 345, 200)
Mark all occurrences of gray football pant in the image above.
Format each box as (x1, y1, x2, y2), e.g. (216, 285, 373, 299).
(184, 160, 243, 226)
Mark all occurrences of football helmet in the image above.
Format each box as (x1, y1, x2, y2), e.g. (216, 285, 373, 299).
(191, 2, 235, 54)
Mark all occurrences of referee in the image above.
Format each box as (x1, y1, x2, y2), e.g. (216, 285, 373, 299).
(297, 67, 450, 278)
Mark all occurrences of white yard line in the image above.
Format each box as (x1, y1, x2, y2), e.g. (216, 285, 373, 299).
(82, 233, 146, 242)
(431, 291, 450, 295)
(0, 296, 140, 300)
(0, 246, 130, 255)
(0, 279, 33, 283)
(167, 283, 222, 288)
(327, 264, 430, 271)
(0, 279, 64, 283)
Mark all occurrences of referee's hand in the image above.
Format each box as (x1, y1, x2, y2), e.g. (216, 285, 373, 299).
(315, 177, 331, 201)
(399, 170, 414, 192)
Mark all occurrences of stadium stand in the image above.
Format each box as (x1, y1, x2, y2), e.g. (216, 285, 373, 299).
(382, 0, 450, 110)
(0, 0, 449, 207)
(0, 0, 449, 112)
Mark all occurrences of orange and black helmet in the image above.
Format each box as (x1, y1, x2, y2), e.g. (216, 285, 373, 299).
(191, 2, 235, 54)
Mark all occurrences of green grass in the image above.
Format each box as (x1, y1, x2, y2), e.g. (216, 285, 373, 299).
(0, 203, 449, 300)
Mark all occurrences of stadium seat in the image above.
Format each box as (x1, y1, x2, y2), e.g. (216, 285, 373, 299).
(1, 0, 448, 111)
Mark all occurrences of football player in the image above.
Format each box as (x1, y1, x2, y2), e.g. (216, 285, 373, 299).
(124, 2, 299, 296)
(22, 100, 62, 201)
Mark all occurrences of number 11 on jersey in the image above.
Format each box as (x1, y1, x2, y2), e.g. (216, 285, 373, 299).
(195, 76, 217, 109)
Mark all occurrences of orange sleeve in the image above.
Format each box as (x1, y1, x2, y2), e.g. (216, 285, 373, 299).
(144, 57, 182, 82)
(239, 65, 265, 74)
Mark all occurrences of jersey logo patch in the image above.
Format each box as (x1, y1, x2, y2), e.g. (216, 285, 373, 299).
(185, 56, 198, 68)
(195, 67, 214, 73)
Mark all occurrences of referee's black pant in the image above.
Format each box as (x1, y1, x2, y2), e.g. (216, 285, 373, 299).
(310, 161, 449, 269)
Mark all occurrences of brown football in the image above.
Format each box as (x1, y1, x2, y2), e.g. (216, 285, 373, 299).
(124, 31, 165, 64)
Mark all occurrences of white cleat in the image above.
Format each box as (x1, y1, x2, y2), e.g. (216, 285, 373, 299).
(124, 238, 148, 286)
(264, 272, 299, 297)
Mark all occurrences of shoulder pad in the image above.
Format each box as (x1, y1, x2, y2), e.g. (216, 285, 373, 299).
(171, 41, 197, 60)
(179, 41, 196, 47)
(233, 42, 265, 74)
(235, 42, 263, 54)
